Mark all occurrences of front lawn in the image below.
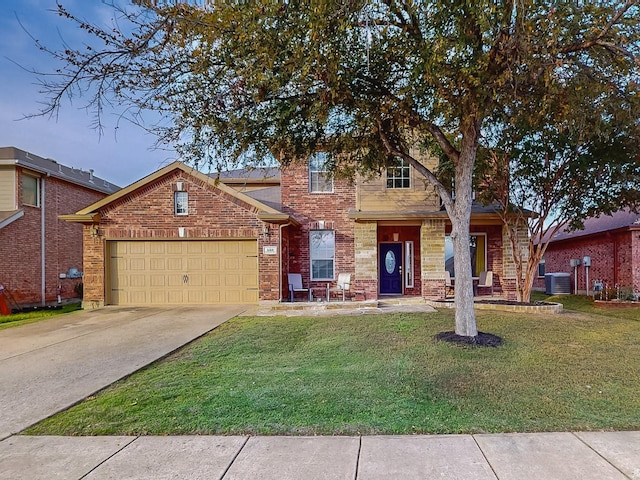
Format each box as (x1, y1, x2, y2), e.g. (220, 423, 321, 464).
(0, 303, 82, 330)
(24, 302, 640, 436)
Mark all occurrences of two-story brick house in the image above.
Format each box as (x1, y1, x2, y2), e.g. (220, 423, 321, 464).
(64, 156, 525, 308)
(0, 146, 119, 308)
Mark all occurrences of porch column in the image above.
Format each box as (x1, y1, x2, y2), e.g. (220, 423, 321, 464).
(502, 222, 529, 300)
(354, 221, 378, 300)
(421, 218, 447, 299)
(82, 225, 106, 310)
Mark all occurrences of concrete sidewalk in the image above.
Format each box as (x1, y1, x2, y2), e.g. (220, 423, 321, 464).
(0, 431, 638, 479)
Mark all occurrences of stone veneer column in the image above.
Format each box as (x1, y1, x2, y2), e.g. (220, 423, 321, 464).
(354, 221, 378, 300)
(502, 222, 529, 300)
(421, 218, 447, 299)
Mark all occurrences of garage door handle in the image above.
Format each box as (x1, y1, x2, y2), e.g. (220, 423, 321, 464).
(183, 274, 189, 284)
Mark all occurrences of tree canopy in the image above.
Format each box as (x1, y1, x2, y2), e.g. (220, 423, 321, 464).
(36, 1, 640, 337)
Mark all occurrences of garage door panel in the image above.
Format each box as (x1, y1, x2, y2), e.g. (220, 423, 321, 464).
(241, 273, 258, 287)
(224, 258, 240, 270)
(149, 242, 165, 255)
(109, 240, 258, 305)
(185, 242, 204, 254)
(167, 274, 184, 287)
(205, 290, 221, 303)
(150, 291, 167, 304)
(166, 290, 184, 304)
(187, 258, 204, 271)
(165, 242, 183, 254)
(129, 274, 147, 287)
(224, 274, 240, 287)
(128, 242, 147, 255)
(204, 258, 220, 270)
(166, 258, 183, 270)
(129, 258, 147, 271)
(128, 291, 148, 304)
(150, 258, 166, 270)
(222, 242, 240, 254)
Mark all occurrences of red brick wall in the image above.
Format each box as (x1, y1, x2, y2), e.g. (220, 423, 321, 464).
(84, 170, 280, 305)
(533, 230, 638, 293)
(0, 168, 106, 306)
(281, 163, 356, 299)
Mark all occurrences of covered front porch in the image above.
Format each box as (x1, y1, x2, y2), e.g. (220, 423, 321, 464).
(351, 213, 527, 302)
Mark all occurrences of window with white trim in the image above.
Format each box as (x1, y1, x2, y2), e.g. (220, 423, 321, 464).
(386, 158, 410, 189)
(174, 191, 188, 215)
(309, 153, 333, 193)
(405, 241, 414, 288)
(310, 229, 335, 280)
(21, 173, 40, 207)
(445, 234, 487, 278)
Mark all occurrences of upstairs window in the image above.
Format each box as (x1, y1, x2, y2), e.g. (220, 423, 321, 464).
(309, 153, 333, 193)
(174, 191, 188, 215)
(386, 158, 410, 189)
(310, 229, 335, 280)
(21, 174, 40, 207)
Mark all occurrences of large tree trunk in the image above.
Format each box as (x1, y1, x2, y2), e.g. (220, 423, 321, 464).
(451, 215, 477, 337)
(450, 127, 479, 338)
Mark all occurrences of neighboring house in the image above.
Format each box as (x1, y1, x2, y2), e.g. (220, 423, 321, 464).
(534, 209, 640, 294)
(0, 146, 119, 307)
(63, 157, 527, 309)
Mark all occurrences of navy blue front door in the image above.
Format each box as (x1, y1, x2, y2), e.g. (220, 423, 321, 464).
(380, 243, 402, 294)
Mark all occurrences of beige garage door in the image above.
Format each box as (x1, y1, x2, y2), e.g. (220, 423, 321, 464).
(108, 240, 258, 305)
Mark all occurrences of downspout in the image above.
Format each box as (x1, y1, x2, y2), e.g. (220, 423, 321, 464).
(613, 234, 618, 287)
(279, 222, 292, 302)
(41, 177, 46, 306)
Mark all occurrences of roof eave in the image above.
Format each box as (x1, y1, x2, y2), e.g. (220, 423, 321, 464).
(59, 213, 101, 223)
(258, 212, 301, 226)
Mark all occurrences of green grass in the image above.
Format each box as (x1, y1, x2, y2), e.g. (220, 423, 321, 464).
(547, 294, 640, 321)
(0, 303, 82, 330)
(24, 301, 640, 436)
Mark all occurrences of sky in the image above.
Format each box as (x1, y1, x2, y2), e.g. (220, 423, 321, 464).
(0, 0, 177, 188)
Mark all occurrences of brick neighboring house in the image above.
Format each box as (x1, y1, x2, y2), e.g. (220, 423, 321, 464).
(533, 209, 640, 294)
(0, 146, 119, 308)
(64, 157, 528, 309)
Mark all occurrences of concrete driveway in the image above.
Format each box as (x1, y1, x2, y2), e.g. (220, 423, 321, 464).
(0, 305, 247, 440)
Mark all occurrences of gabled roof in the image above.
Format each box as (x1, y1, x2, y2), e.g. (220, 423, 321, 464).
(62, 161, 297, 225)
(0, 146, 120, 194)
(549, 209, 640, 243)
(214, 167, 280, 184)
(0, 210, 24, 229)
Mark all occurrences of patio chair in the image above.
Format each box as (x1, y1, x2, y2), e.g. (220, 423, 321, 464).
(445, 271, 454, 298)
(328, 273, 351, 302)
(476, 271, 494, 296)
(288, 273, 310, 302)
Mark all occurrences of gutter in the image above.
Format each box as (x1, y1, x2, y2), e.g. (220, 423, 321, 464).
(41, 178, 46, 306)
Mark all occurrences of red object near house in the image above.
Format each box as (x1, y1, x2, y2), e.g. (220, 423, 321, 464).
(0, 288, 10, 315)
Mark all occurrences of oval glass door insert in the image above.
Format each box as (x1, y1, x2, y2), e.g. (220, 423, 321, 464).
(385, 250, 396, 274)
